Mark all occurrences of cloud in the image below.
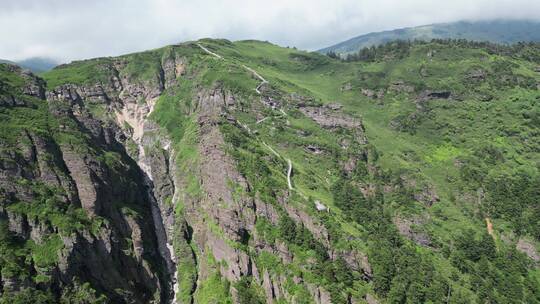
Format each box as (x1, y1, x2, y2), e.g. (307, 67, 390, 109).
(1, 0, 540, 62)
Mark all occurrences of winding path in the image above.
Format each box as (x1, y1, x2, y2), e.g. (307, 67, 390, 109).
(197, 43, 223, 59)
(242, 64, 269, 94)
(287, 159, 293, 190)
(197, 42, 296, 192)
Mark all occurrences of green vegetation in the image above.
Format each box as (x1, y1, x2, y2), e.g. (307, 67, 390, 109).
(201, 38, 540, 303)
(193, 250, 233, 304)
(318, 20, 540, 54)
(2, 36, 539, 303)
(236, 277, 265, 304)
(42, 58, 114, 89)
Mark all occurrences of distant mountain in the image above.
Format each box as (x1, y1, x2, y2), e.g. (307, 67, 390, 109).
(319, 20, 540, 54)
(16, 57, 58, 73)
(0, 59, 15, 65)
(0, 57, 58, 73)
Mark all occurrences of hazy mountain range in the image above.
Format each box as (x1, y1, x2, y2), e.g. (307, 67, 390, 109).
(0, 57, 58, 73)
(319, 20, 540, 54)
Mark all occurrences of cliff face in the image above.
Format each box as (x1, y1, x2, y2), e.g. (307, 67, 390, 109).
(1, 39, 539, 304)
(0, 62, 170, 303)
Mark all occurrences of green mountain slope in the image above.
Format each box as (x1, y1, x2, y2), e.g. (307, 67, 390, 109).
(319, 20, 540, 54)
(0, 38, 539, 303)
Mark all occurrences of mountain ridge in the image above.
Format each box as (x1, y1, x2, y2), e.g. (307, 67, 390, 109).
(319, 19, 540, 54)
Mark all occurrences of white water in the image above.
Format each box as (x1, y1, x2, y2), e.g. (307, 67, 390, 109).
(115, 96, 179, 304)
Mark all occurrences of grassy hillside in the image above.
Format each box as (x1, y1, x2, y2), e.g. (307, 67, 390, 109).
(186, 38, 540, 303)
(319, 20, 540, 54)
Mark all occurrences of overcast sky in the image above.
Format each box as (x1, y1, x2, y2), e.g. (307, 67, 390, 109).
(1, 0, 540, 62)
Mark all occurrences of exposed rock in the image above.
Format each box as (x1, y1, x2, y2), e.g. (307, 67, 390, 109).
(284, 204, 330, 247)
(206, 232, 252, 282)
(420, 66, 429, 77)
(288, 92, 315, 105)
(389, 80, 415, 93)
(326, 102, 343, 110)
(341, 249, 372, 279)
(262, 269, 276, 303)
(261, 96, 281, 109)
(307, 284, 332, 304)
(60, 147, 100, 216)
(275, 241, 294, 264)
(254, 199, 280, 225)
(362, 88, 385, 100)
(306, 144, 324, 155)
(467, 68, 487, 81)
(28, 218, 53, 244)
(0, 94, 29, 107)
(393, 216, 431, 247)
(161, 56, 186, 89)
(341, 82, 352, 91)
(361, 88, 376, 98)
(1, 275, 31, 293)
(3, 64, 46, 99)
(7, 212, 29, 239)
(339, 138, 351, 149)
(366, 293, 380, 304)
(314, 200, 328, 212)
(298, 105, 362, 130)
(516, 238, 540, 262)
(342, 157, 357, 175)
(197, 90, 256, 242)
(414, 185, 440, 206)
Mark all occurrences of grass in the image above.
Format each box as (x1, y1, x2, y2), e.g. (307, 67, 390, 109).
(3, 38, 539, 303)
(199, 39, 539, 301)
(42, 58, 114, 89)
(29, 234, 63, 269)
(193, 249, 233, 304)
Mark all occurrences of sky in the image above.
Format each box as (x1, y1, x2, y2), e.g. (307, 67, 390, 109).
(1, 0, 540, 62)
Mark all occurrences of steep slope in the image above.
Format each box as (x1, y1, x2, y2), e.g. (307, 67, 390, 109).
(0, 38, 539, 304)
(319, 20, 540, 54)
(0, 63, 170, 303)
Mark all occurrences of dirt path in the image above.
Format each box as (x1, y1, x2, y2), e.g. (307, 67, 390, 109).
(242, 64, 268, 94)
(197, 42, 300, 196)
(287, 159, 293, 190)
(485, 217, 496, 239)
(197, 43, 223, 59)
(256, 117, 270, 124)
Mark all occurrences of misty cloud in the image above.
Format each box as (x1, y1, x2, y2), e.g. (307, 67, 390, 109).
(1, 0, 540, 62)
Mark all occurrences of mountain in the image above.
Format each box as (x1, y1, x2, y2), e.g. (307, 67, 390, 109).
(0, 59, 16, 65)
(319, 20, 540, 54)
(0, 57, 58, 74)
(0, 38, 539, 303)
(16, 57, 59, 73)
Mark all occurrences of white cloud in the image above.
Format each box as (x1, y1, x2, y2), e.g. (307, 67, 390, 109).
(1, 0, 539, 62)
